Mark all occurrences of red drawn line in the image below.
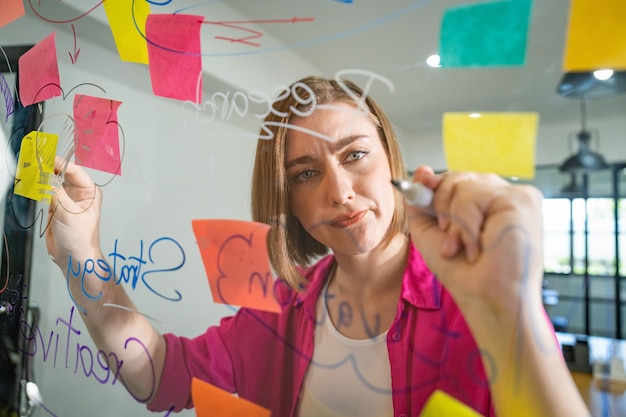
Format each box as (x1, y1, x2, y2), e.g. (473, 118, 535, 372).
(200, 16, 315, 25)
(202, 16, 314, 47)
(27, 0, 104, 24)
(69, 23, 81, 64)
(213, 23, 263, 47)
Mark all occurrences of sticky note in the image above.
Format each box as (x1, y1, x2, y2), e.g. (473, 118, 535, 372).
(192, 219, 281, 313)
(562, 0, 626, 71)
(0, 0, 25, 28)
(103, 0, 151, 64)
(192, 378, 271, 417)
(442, 112, 539, 179)
(420, 390, 485, 417)
(73, 94, 123, 175)
(18, 33, 62, 106)
(146, 14, 203, 103)
(439, 0, 533, 67)
(14, 131, 58, 203)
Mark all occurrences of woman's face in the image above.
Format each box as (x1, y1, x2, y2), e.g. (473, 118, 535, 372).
(285, 101, 396, 256)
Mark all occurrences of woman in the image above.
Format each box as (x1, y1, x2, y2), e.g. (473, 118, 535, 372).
(47, 76, 589, 416)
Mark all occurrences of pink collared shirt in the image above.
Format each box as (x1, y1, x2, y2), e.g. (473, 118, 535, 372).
(148, 242, 495, 417)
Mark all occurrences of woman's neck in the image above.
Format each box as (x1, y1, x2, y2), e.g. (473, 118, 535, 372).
(330, 233, 409, 299)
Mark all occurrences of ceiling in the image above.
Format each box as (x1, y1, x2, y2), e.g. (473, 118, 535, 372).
(224, 0, 626, 137)
(13, 0, 626, 149)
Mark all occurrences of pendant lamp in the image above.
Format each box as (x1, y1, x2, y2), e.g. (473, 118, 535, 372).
(558, 98, 609, 173)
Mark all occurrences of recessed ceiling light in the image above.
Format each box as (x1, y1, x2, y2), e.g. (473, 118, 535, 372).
(593, 69, 614, 81)
(426, 54, 441, 68)
(469, 113, 482, 118)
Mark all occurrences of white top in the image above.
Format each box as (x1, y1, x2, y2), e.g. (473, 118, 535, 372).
(297, 279, 394, 417)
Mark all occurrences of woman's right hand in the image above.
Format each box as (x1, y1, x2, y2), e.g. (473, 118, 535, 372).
(46, 158, 103, 270)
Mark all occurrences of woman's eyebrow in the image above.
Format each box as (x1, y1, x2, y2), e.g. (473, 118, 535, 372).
(285, 155, 316, 170)
(285, 135, 369, 170)
(333, 135, 368, 152)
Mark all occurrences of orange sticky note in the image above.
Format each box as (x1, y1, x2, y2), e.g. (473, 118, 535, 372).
(192, 378, 271, 417)
(192, 219, 281, 313)
(420, 390, 485, 417)
(14, 131, 58, 203)
(146, 14, 203, 103)
(443, 112, 538, 179)
(563, 0, 626, 71)
(103, 0, 151, 64)
(73, 94, 123, 175)
(18, 33, 62, 106)
(0, 0, 25, 28)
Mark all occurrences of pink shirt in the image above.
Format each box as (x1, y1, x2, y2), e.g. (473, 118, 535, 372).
(148, 242, 495, 417)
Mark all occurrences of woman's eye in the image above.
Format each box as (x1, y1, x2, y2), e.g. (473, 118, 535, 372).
(346, 150, 368, 162)
(292, 168, 315, 183)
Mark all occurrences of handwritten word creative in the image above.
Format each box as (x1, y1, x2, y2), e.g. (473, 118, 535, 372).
(65, 237, 186, 313)
(18, 305, 158, 404)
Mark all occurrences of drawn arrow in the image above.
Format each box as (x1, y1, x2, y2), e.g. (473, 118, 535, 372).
(69, 24, 81, 64)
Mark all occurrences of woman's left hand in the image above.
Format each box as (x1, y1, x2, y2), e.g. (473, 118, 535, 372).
(406, 166, 545, 323)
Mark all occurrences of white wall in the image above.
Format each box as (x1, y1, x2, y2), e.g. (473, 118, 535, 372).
(1, 11, 269, 417)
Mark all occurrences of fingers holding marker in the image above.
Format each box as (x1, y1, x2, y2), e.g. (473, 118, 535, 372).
(425, 171, 509, 263)
(400, 167, 517, 264)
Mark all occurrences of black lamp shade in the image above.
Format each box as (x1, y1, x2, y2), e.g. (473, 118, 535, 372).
(557, 71, 626, 98)
(559, 131, 609, 173)
(559, 151, 609, 172)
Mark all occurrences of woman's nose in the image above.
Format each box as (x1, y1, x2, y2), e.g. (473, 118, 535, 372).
(324, 168, 355, 205)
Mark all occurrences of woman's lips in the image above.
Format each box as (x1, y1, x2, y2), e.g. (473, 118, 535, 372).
(330, 210, 367, 228)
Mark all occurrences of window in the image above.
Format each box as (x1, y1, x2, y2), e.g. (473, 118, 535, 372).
(529, 165, 626, 339)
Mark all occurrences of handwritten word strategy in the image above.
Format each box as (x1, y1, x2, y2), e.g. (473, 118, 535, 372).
(65, 237, 186, 314)
(64, 230, 398, 341)
(181, 68, 395, 139)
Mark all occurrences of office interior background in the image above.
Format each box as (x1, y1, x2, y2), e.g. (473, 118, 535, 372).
(1, 0, 626, 416)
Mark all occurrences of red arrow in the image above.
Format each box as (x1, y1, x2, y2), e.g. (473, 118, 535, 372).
(69, 23, 81, 64)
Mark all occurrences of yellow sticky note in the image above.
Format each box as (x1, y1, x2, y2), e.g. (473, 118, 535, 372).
(103, 0, 151, 64)
(420, 390, 485, 417)
(442, 112, 538, 179)
(192, 378, 271, 417)
(14, 131, 58, 203)
(563, 0, 626, 71)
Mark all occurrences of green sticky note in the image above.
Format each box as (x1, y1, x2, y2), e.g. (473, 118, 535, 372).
(420, 390, 485, 417)
(443, 112, 539, 179)
(439, 0, 533, 67)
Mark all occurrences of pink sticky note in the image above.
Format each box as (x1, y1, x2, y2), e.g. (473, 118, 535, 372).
(73, 94, 123, 175)
(146, 14, 203, 103)
(18, 32, 62, 106)
(0, 0, 25, 28)
(192, 219, 281, 313)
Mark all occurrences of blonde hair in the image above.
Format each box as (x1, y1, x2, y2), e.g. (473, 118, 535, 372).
(251, 76, 408, 289)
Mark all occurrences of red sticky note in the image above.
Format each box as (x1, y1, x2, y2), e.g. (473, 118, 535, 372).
(0, 0, 25, 28)
(146, 14, 203, 102)
(73, 94, 123, 175)
(191, 378, 271, 417)
(191, 219, 281, 313)
(18, 32, 62, 106)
